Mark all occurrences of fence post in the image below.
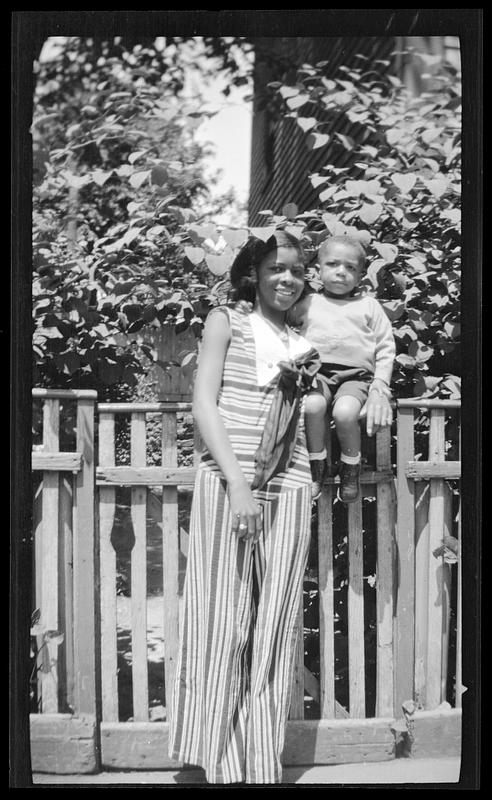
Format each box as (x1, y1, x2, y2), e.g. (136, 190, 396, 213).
(375, 427, 395, 717)
(73, 394, 97, 717)
(39, 399, 60, 713)
(394, 405, 415, 716)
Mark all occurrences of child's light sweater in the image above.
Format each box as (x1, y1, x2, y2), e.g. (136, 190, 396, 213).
(289, 291, 395, 386)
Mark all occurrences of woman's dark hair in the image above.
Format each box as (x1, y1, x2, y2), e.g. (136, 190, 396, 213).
(230, 230, 305, 304)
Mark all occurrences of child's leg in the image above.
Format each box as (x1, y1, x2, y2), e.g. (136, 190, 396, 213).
(331, 395, 362, 459)
(304, 391, 329, 501)
(332, 395, 363, 503)
(304, 391, 328, 455)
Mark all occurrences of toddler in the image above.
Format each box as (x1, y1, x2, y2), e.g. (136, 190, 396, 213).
(289, 235, 395, 503)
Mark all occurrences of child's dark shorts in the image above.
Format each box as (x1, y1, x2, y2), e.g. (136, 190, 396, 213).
(314, 363, 373, 407)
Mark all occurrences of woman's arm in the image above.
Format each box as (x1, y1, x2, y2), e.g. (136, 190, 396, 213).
(193, 310, 262, 541)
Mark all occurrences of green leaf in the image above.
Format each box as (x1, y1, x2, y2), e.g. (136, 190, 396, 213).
(92, 170, 114, 186)
(184, 246, 205, 266)
(279, 85, 301, 99)
(306, 132, 330, 150)
(424, 178, 449, 198)
(205, 253, 231, 276)
(128, 150, 148, 164)
(248, 226, 276, 242)
(221, 228, 249, 250)
(358, 203, 383, 225)
(441, 209, 461, 224)
(373, 243, 398, 263)
(391, 173, 417, 194)
(286, 93, 310, 110)
(335, 133, 355, 149)
(396, 354, 416, 368)
(129, 170, 151, 189)
(387, 128, 404, 145)
(382, 300, 405, 321)
(319, 186, 337, 202)
(282, 203, 299, 220)
(151, 164, 168, 186)
(297, 117, 317, 133)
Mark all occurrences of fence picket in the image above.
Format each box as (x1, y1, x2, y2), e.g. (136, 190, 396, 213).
(99, 413, 118, 721)
(441, 481, 453, 701)
(289, 603, 305, 719)
(40, 399, 60, 713)
(162, 412, 179, 719)
(73, 397, 97, 716)
(414, 481, 430, 708)
(348, 499, 365, 718)
(456, 496, 462, 708)
(395, 406, 415, 716)
(130, 413, 149, 721)
(59, 475, 74, 712)
(426, 409, 447, 707)
(318, 486, 335, 718)
(375, 427, 394, 717)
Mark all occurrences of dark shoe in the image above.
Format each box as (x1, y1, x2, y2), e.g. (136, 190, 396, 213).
(337, 461, 361, 504)
(310, 458, 327, 501)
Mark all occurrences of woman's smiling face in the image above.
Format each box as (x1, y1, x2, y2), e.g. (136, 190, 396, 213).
(255, 246, 305, 313)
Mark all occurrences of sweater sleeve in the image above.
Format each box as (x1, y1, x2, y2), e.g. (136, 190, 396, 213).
(370, 299, 396, 385)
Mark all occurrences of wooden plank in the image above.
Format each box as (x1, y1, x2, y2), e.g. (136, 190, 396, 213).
(348, 499, 365, 718)
(97, 402, 191, 414)
(394, 406, 415, 716)
(397, 399, 461, 410)
(58, 476, 74, 712)
(40, 399, 60, 713)
(455, 497, 463, 708)
(100, 718, 395, 770)
(30, 713, 97, 774)
(96, 466, 393, 487)
(130, 412, 149, 721)
(73, 398, 96, 716)
(33, 480, 43, 644)
(318, 485, 335, 718)
(426, 409, 446, 708)
(96, 466, 196, 486)
(32, 452, 83, 472)
(414, 481, 430, 708)
(98, 413, 118, 722)
(33, 389, 98, 400)
(440, 482, 453, 701)
(405, 461, 461, 480)
(162, 412, 179, 720)
(375, 427, 394, 718)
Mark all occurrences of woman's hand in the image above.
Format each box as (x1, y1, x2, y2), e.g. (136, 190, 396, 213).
(234, 300, 253, 315)
(228, 476, 263, 542)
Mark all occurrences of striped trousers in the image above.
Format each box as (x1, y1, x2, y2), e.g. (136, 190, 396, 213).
(168, 467, 312, 784)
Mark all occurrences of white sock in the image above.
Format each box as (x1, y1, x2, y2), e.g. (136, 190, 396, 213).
(340, 452, 361, 465)
(309, 449, 327, 461)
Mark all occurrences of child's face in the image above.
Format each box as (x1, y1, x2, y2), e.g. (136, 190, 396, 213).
(318, 241, 364, 296)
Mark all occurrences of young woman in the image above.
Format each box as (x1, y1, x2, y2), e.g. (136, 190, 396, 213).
(168, 231, 320, 784)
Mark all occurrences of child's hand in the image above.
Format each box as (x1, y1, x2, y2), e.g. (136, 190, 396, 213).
(365, 383, 393, 436)
(234, 300, 253, 315)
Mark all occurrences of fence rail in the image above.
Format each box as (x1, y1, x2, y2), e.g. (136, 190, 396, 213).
(30, 391, 461, 769)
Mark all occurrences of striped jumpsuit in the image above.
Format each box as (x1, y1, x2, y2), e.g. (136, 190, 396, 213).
(168, 309, 313, 784)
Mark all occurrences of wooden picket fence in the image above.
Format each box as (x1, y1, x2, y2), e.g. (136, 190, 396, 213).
(30, 389, 461, 771)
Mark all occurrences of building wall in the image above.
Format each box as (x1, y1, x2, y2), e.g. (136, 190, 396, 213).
(248, 36, 460, 225)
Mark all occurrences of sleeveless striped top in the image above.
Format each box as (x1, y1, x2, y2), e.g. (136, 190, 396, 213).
(199, 307, 312, 496)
